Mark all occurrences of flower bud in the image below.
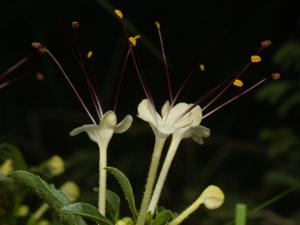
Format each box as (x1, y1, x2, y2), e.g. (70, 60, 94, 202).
(60, 181, 80, 202)
(200, 185, 224, 210)
(16, 205, 29, 217)
(46, 155, 65, 176)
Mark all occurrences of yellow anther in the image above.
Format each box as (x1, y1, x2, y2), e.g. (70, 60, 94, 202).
(271, 73, 281, 80)
(72, 21, 80, 29)
(155, 21, 160, 29)
(251, 55, 262, 63)
(114, 9, 123, 19)
(233, 79, 243, 87)
(87, 51, 93, 58)
(199, 64, 205, 71)
(261, 40, 272, 48)
(129, 37, 137, 46)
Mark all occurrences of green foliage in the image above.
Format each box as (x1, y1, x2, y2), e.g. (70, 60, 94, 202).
(61, 202, 113, 225)
(106, 190, 121, 222)
(273, 39, 300, 72)
(106, 167, 138, 220)
(0, 143, 27, 170)
(8, 170, 87, 225)
(259, 127, 298, 159)
(151, 209, 174, 225)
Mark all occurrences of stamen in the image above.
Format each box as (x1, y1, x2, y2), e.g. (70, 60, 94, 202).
(114, 9, 124, 19)
(69, 22, 104, 118)
(172, 63, 199, 105)
(261, 40, 272, 48)
(85, 52, 103, 119)
(32, 42, 47, 54)
(233, 79, 243, 87)
(199, 64, 205, 72)
(155, 20, 173, 102)
(72, 21, 80, 29)
(202, 74, 279, 119)
(0, 74, 26, 91)
(35, 72, 45, 81)
(129, 37, 138, 46)
(86, 50, 93, 59)
(271, 72, 281, 80)
(33, 43, 97, 124)
(251, 55, 262, 63)
(0, 53, 34, 82)
(201, 43, 267, 112)
(172, 31, 228, 106)
(114, 12, 155, 106)
(113, 47, 131, 111)
(130, 47, 155, 105)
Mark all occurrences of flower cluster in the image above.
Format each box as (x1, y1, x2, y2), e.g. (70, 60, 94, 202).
(2, 8, 279, 225)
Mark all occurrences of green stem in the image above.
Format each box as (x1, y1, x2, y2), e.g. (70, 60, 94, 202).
(98, 143, 108, 216)
(136, 136, 166, 225)
(148, 136, 181, 214)
(168, 194, 204, 225)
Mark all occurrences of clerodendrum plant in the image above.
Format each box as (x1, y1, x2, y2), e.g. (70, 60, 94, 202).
(112, 10, 279, 225)
(31, 37, 133, 217)
(3, 8, 281, 225)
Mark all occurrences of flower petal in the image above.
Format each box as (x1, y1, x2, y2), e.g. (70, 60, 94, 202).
(189, 105, 202, 126)
(161, 100, 170, 117)
(137, 99, 161, 126)
(70, 124, 102, 143)
(188, 125, 211, 145)
(149, 123, 174, 138)
(165, 102, 192, 128)
(100, 111, 117, 129)
(114, 114, 133, 133)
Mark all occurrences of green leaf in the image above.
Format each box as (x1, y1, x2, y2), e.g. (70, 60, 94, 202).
(152, 210, 174, 225)
(61, 202, 113, 225)
(106, 167, 138, 219)
(235, 203, 247, 225)
(106, 189, 120, 222)
(0, 143, 27, 170)
(8, 170, 86, 225)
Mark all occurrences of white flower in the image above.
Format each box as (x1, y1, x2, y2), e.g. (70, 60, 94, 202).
(137, 98, 210, 142)
(70, 110, 133, 147)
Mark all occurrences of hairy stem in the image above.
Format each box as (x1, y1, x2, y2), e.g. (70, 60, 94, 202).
(168, 194, 204, 225)
(98, 143, 108, 215)
(148, 136, 181, 214)
(136, 136, 166, 225)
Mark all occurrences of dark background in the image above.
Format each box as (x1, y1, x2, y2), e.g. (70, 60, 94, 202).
(1, 0, 300, 224)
